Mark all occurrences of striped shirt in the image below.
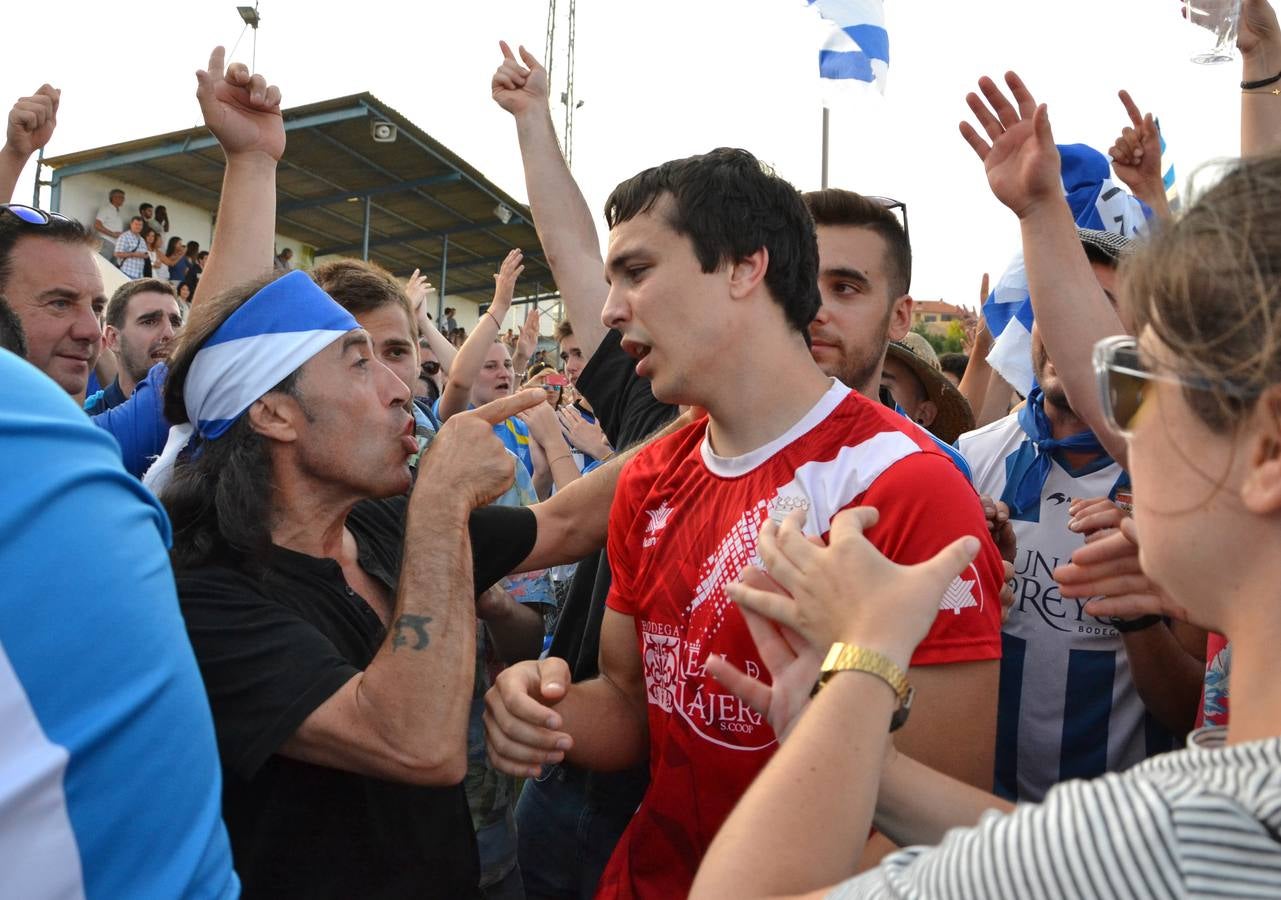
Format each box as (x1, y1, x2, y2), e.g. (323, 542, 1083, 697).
(829, 727, 1281, 899)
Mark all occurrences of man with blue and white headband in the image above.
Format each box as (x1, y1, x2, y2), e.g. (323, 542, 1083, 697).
(146, 47, 664, 898)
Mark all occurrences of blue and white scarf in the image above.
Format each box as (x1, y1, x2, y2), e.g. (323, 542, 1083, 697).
(999, 387, 1109, 521)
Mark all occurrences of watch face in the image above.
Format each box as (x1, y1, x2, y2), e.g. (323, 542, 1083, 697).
(889, 685, 915, 733)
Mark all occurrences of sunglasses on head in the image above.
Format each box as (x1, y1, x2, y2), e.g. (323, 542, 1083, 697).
(0, 204, 74, 227)
(864, 195, 909, 245)
(1092, 335, 1258, 438)
(421, 360, 441, 376)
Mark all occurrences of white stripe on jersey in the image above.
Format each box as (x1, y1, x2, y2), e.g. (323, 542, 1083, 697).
(0, 639, 85, 900)
(772, 431, 923, 535)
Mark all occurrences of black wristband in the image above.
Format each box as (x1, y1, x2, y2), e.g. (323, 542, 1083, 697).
(1110, 614, 1162, 633)
(1241, 69, 1281, 89)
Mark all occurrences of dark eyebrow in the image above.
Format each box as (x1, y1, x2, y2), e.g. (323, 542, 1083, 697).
(381, 337, 414, 351)
(822, 266, 871, 288)
(38, 287, 81, 301)
(605, 250, 644, 284)
(341, 331, 372, 354)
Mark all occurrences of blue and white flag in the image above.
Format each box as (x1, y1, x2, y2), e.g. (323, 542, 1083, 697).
(983, 144, 1152, 396)
(806, 0, 889, 98)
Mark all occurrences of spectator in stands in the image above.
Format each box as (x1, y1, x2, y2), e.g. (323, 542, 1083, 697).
(273, 246, 293, 273)
(171, 239, 199, 286)
(113, 216, 149, 279)
(87, 279, 182, 414)
(939, 351, 968, 387)
(153, 233, 184, 281)
(881, 332, 976, 444)
(93, 188, 125, 259)
(417, 346, 443, 405)
(0, 347, 237, 899)
(183, 249, 208, 297)
(139, 202, 156, 233)
(176, 281, 192, 303)
(153, 204, 170, 234)
(443, 305, 459, 333)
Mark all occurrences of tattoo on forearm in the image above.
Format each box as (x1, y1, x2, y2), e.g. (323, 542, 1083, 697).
(392, 614, 433, 651)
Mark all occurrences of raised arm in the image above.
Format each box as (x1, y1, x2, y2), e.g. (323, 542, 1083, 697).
(192, 46, 284, 306)
(0, 84, 58, 204)
(405, 268, 458, 372)
(437, 249, 523, 422)
(960, 72, 1129, 466)
(1239, 0, 1281, 155)
(511, 305, 540, 376)
(492, 42, 608, 360)
(1107, 90, 1173, 222)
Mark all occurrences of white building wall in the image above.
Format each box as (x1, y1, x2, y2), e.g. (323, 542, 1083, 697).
(53, 171, 311, 263)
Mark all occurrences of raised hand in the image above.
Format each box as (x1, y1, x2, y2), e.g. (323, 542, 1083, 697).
(1055, 517, 1191, 622)
(404, 268, 434, 313)
(490, 248, 524, 320)
(492, 41, 551, 117)
(517, 399, 564, 448)
(707, 568, 821, 742)
(195, 46, 284, 161)
(514, 305, 540, 364)
(1239, 0, 1281, 55)
(557, 404, 611, 458)
(728, 509, 980, 669)
(4, 85, 59, 158)
(959, 72, 1063, 220)
(1108, 91, 1166, 201)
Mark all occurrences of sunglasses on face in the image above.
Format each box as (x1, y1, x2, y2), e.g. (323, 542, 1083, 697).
(421, 360, 441, 376)
(1092, 335, 1258, 438)
(0, 204, 75, 227)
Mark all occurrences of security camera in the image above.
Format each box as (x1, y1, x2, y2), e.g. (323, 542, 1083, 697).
(371, 120, 397, 143)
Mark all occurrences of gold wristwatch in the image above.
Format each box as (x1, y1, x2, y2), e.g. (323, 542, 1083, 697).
(813, 643, 914, 732)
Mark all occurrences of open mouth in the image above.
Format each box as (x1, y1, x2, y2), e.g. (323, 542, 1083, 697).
(620, 338, 652, 362)
(495, 380, 512, 393)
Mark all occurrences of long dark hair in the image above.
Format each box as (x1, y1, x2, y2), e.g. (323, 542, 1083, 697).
(155, 205, 169, 230)
(165, 236, 183, 256)
(184, 240, 200, 260)
(160, 273, 299, 570)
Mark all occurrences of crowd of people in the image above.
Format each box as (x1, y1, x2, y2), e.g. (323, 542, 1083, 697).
(3, 3, 1281, 897)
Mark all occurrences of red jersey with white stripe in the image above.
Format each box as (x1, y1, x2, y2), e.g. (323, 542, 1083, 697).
(596, 381, 1003, 900)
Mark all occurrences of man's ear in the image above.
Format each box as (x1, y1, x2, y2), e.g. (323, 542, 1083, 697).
(247, 392, 302, 444)
(727, 247, 769, 300)
(888, 295, 913, 342)
(1242, 387, 1281, 515)
(102, 324, 121, 352)
(916, 398, 938, 429)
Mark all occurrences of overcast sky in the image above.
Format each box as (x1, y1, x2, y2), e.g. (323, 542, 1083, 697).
(4, 0, 1246, 306)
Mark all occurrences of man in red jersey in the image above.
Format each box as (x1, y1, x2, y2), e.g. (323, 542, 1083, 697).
(484, 147, 1003, 898)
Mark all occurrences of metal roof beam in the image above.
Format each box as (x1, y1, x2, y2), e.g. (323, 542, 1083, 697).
(48, 106, 369, 179)
(306, 129, 527, 255)
(277, 172, 463, 213)
(315, 219, 534, 256)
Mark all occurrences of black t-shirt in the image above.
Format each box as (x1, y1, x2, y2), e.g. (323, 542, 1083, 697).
(549, 328, 677, 680)
(176, 496, 537, 899)
(549, 330, 676, 807)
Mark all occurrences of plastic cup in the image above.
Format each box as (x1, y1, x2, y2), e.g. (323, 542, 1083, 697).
(1185, 0, 1242, 64)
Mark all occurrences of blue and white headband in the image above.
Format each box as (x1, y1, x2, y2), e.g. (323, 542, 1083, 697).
(142, 271, 358, 491)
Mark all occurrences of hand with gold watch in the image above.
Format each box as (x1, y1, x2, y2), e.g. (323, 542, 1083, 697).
(713, 506, 982, 741)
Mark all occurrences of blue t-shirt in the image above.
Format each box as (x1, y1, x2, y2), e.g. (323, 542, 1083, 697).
(90, 361, 171, 478)
(432, 398, 535, 475)
(0, 350, 236, 899)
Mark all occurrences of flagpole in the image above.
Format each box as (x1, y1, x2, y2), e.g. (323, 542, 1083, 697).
(821, 107, 829, 189)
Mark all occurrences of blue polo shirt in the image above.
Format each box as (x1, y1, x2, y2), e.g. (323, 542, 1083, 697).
(0, 350, 236, 899)
(90, 361, 171, 479)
